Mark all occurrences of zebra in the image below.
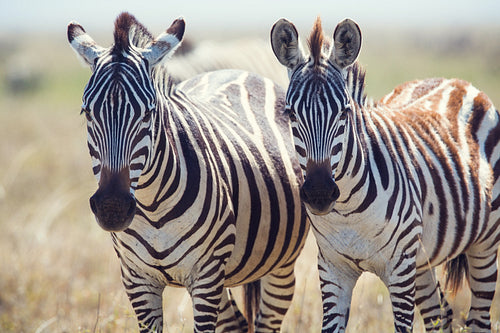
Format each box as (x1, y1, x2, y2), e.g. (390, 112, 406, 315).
(270, 17, 500, 332)
(166, 39, 288, 88)
(67, 12, 309, 333)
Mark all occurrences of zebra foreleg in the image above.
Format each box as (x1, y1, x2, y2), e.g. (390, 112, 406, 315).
(216, 288, 248, 333)
(121, 271, 165, 333)
(254, 262, 296, 332)
(385, 254, 417, 333)
(188, 255, 232, 333)
(414, 269, 452, 332)
(317, 256, 359, 333)
(464, 250, 497, 332)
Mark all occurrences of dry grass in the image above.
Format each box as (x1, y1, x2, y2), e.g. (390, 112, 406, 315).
(1, 27, 499, 332)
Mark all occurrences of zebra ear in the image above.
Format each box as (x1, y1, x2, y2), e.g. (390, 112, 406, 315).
(331, 19, 362, 69)
(142, 18, 185, 67)
(67, 22, 106, 68)
(271, 19, 305, 72)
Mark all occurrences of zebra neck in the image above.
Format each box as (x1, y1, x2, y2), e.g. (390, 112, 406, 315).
(136, 101, 183, 208)
(334, 108, 373, 212)
(142, 69, 179, 175)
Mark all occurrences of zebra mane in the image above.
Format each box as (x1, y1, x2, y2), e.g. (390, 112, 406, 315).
(308, 17, 324, 67)
(113, 12, 154, 53)
(346, 62, 368, 107)
(305, 17, 368, 108)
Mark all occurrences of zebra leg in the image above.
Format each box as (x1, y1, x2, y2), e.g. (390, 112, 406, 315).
(253, 262, 296, 332)
(189, 275, 225, 332)
(318, 254, 359, 333)
(385, 254, 417, 333)
(414, 269, 452, 332)
(464, 250, 498, 332)
(121, 267, 165, 332)
(216, 288, 248, 333)
(188, 248, 235, 333)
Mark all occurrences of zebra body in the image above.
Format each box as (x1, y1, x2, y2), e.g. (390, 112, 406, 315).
(271, 17, 500, 332)
(68, 13, 308, 333)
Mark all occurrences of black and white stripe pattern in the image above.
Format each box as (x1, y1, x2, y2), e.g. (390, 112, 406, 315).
(68, 12, 309, 333)
(271, 17, 500, 332)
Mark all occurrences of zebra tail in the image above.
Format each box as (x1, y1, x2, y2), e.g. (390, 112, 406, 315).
(243, 280, 261, 333)
(444, 253, 470, 295)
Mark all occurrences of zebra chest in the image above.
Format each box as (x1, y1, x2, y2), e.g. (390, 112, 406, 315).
(114, 209, 236, 287)
(311, 215, 391, 275)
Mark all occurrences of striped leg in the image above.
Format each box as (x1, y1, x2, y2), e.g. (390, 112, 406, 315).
(216, 288, 248, 333)
(415, 269, 452, 332)
(188, 213, 236, 333)
(254, 262, 296, 332)
(121, 266, 165, 332)
(318, 254, 359, 333)
(190, 267, 225, 332)
(386, 254, 417, 333)
(465, 250, 497, 332)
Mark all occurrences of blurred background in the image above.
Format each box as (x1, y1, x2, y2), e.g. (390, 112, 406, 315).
(1, 1, 499, 332)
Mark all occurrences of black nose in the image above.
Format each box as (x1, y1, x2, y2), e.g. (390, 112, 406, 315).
(300, 173, 339, 215)
(89, 190, 136, 232)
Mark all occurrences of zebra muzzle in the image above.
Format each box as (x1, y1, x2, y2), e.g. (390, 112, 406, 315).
(89, 191, 136, 232)
(300, 166, 339, 215)
(89, 167, 136, 232)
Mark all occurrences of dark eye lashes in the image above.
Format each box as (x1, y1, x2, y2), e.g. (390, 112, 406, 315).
(81, 107, 92, 121)
(143, 108, 154, 122)
(284, 105, 297, 121)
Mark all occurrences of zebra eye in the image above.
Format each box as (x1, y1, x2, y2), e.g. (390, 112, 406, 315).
(143, 108, 154, 123)
(80, 107, 92, 122)
(284, 105, 297, 122)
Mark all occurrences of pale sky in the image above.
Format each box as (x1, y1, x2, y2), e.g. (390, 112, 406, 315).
(2, 0, 500, 36)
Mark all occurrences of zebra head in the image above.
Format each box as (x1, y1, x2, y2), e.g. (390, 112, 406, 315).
(68, 13, 185, 231)
(271, 17, 361, 215)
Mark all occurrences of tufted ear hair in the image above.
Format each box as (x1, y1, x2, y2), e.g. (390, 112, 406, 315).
(68, 17, 185, 70)
(271, 18, 305, 75)
(67, 22, 106, 68)
(141, 18, 185, 67)
(330, 18, 362, 69)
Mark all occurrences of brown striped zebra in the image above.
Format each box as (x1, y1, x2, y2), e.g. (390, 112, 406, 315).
(270, 17, 500, 332)
(67, 12, 309, 332)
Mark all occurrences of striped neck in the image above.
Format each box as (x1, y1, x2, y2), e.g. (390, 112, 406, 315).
(332, 105, 371, 213)
(329, 63, 371, 213)
(135, 70, 181, 205)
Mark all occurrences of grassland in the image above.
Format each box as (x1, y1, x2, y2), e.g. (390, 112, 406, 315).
(0, 25, 499, 333)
